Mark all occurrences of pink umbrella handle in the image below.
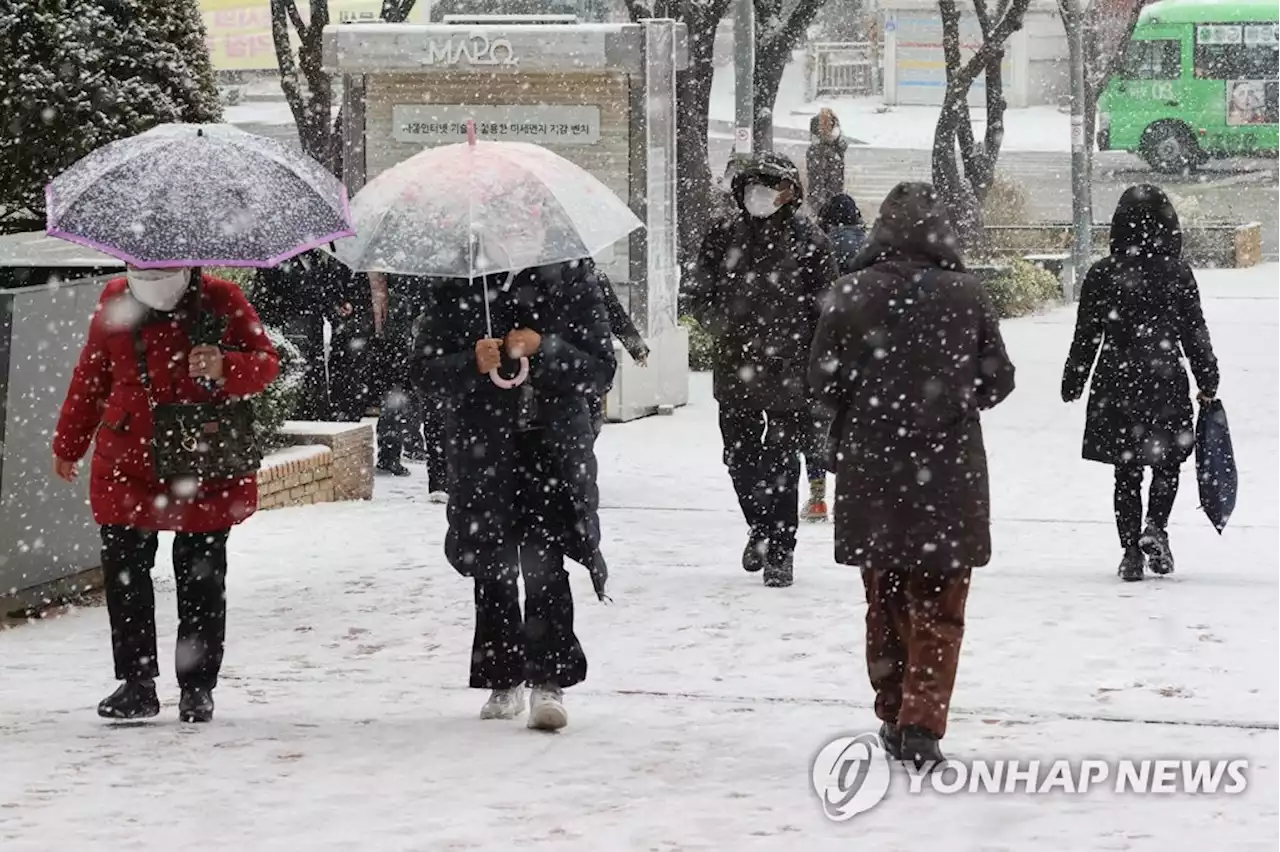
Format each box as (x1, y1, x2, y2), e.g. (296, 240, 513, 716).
(489, 357, 529, 389)
(466, 119, 477, 147)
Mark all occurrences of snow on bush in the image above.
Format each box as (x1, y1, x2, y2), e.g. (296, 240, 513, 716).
(254, 327, 307, 452)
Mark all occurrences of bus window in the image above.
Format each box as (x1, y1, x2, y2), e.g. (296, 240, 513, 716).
(1121, 40, 1181, 79)
(1194, 23, 1280, 80)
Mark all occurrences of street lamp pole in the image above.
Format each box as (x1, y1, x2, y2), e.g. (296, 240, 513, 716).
(734, 0, 755, 157)
(1066, 0, 1093, 300)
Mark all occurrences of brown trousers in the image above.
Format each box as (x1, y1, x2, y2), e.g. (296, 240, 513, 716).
(861, 566, 972, 739)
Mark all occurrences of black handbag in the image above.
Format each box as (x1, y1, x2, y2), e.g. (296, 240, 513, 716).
(133, 286, 262, 483)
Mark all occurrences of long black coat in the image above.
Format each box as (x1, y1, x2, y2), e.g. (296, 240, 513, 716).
(686, 154, 839, 411)
(1062, 185, 1218, 467)
(411, 260, 617, 597)
(809, 182, 1016, 572)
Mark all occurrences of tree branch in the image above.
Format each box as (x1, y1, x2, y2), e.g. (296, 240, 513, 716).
(269, 0, 307, 120)
(285, 0, 307, 38)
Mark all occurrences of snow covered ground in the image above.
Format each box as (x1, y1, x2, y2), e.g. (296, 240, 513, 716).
(709, 52, 1072, 152)
(1, 266, 1276, 850)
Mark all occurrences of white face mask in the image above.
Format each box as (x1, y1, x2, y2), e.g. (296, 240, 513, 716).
(743, 184, 783, 219)
(127, 268, 191, 312)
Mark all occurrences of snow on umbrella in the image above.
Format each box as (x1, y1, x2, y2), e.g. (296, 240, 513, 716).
(332, 126, 643, 278)
(335, 121, 643, 389)
(46, 123, 354, 268)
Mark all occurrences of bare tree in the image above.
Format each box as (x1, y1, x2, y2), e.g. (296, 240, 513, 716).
(269, 0, 418, 172)
(1060, 0, 1157, 150)
(930, 0, 1032, 245)
(625, 0, 733, 266)
(750, 0, 832, 152)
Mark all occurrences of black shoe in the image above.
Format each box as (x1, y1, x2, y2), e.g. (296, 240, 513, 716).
(1139, 527, 1174, 575)
(1119, 545, 1145, 582)
(878, 721, 902, 759)
(179, 688, 215, 723)
(404, 447, 431, 463)
(742, 533, 768, 573)
(98, 680, 160, 720)
(376, 460, 411, 477)
(899, 724, 946, 770)
(763, 549, 794, 588)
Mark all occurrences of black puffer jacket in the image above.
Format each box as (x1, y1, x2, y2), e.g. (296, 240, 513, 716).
(1062, 184, 1218, 467)
(411, 260, 617, 597)
(685, 153, 839, 411)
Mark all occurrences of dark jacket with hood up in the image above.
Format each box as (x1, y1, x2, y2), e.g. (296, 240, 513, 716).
(809, 181, 1016, 572)
(686, 153, 839, 411)
(818, 193, 867, 276)
(1061, 184, 1218, 467)
(410, 259, 617, 598)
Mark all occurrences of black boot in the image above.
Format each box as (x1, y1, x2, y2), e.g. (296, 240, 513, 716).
(1119, 545, 1145, 582)
(878, 721, 902, 759)
(376, 459, 411, 477)
(1139, 527, 1174, 575)
(179, 688, 215, 723)
(742, 531, 768, 573)
(899, 724, 946, 770)
(98, 680, 160, 720)
(763, 548, 794, 588)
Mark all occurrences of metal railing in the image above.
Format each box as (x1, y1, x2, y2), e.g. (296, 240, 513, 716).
(805, 41, 880, 100)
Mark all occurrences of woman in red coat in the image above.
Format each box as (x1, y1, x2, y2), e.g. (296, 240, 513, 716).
(53, 267, 279, 723)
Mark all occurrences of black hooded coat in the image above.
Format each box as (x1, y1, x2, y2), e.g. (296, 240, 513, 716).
(685, 153, 839, 411)
(1061, 185, 1219, 467)
(411, 260, 617, 597)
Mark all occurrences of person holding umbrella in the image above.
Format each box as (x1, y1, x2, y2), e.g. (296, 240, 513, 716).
(1061, 185, 1219, 581)
(53, 267, 279, 722)
(411, 230, 616, 731)
(340, 125, 643, 730)
(45, 122, 351, 722)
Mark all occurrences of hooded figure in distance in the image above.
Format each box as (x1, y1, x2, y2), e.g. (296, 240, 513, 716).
(1061, 185, 1218, 581)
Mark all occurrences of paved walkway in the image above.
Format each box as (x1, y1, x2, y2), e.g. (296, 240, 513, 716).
(1, 266, 1275, 850)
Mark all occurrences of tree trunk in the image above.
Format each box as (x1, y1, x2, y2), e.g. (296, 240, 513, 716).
(751, 42, 788, 153)
(677, 21, 721, 267)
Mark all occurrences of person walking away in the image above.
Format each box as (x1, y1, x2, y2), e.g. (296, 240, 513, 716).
(369, 271, 431, 477)
(53, 267, 280, 722)
(589, 267, 650, 436)
(799, 192, 869, 522)
(818, 193, 867, 276)
(687, 152, 839, 587)
(1061, 185, 1218, 581)
(412, 254, 616, 731)
(809, 181, 1015, 768)
(806, 107, 847, 216)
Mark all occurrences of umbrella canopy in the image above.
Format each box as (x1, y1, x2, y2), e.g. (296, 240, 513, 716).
(334, 136, 643, 277)
(46, 123, 353, 268)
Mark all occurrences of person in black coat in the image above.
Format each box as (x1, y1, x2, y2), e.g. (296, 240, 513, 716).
(806, 107, 847, 215)
(686, 152, 839, 587)
(587, 268, 650, 436)
(818, 193, 867, 277)
(1062, 185, 1218, 581)
(411, 256, 616, 731)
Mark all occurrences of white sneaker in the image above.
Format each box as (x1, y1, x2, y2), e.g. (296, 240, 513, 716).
(527, 685, 568, 731)
(480, 686, 525, 720)
(427, 491, 448, 504)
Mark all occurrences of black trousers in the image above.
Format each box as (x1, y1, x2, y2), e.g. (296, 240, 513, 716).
(280, 313, 330, 421)
(470, 534, 587, 691)
(719, 407, 806, 553)
(1114, 464, 1180, 548)
(377, 383, 425, 466)
(801, 407, 831, 483)
(101, 525, 230, 690)
(419, 398, 448, 491)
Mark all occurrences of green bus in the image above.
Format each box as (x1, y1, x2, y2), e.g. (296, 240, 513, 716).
(1098, 0, 1278, 172)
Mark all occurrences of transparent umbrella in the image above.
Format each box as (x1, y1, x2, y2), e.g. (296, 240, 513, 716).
(335, 121, 644, 388)
(46, 123, 353, 268)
